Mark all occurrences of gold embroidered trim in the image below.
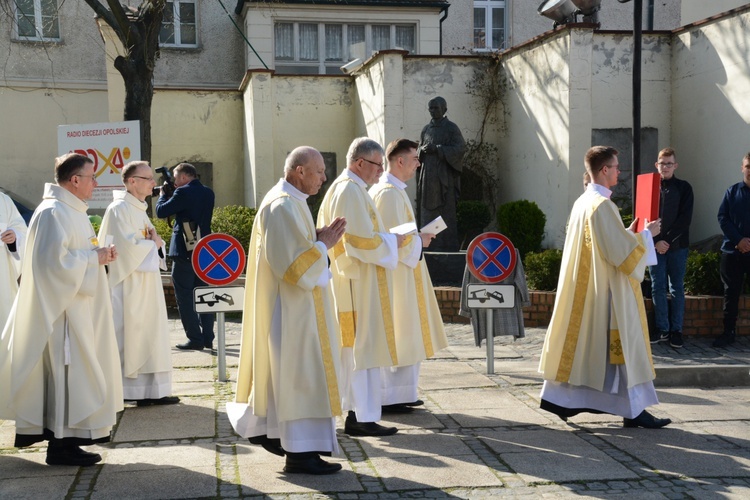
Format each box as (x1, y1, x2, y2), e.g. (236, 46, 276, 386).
(556, 219, 592, 382)
(377, 266, 398, 365)
(339, 311, 356, 348)
(414, 265, 434, 358)
(313, 288, 342, 416)
(629, 276, 656, 376)
(618, 236, 645, 276)
(609, 329, 625, 364)
(333, 240, 345, 259)
(343, 232, 383, 250)
(283, 246, 321, 286)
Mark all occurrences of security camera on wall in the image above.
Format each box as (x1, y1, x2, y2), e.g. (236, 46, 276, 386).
(340, 58, 363, 75)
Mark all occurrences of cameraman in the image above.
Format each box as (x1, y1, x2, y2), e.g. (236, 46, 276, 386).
(156, 163, 216, 351)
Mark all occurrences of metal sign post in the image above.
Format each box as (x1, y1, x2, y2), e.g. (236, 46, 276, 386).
(465, 233, 518, 374)
(192, 234, 247, 383)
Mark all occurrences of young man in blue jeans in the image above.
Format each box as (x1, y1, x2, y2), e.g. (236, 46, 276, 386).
(649, 147, 694, 348)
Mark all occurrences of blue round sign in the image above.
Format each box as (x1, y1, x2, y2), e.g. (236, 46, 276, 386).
(466, 232, 517, 283)
(191, 233, 246, 285)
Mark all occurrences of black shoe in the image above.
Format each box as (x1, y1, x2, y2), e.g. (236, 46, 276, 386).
(623, 410, 671, 429)
(283, 452, 341, 475)
(713, 331, 736, 348)
(649, 330, 670, 344)
(176, 342, 204, 351)
(403, 399, 424, 407)
(382, 403, 414, 414)
(669, 331, 684, 348)
(248, 435, 285, 457)
(46, 445, 102, 466)
(136, 396, 180, 407)
(344, 413, 397, 436)
(204, 343, 214, 351)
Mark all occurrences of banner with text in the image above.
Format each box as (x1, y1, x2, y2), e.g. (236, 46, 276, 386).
(58, 121, 141, 209)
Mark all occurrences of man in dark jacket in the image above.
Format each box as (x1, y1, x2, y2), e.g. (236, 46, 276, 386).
(714, 152, 750, 348)
(156, 163, 215, 351)
(649, 148, 693, 349)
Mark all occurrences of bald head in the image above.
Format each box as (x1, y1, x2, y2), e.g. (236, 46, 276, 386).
(284, 146, 327, 196)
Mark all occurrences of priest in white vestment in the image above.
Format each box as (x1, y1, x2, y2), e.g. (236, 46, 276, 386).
(317, 137, 405, 437)
(228, 147, 346, 475)
(99, 161, 179, 407)
(369, 139, 448, 413)
(0, 191, 26, 329)
(0, 153, 123, 466)
(539, 146, 671, 429)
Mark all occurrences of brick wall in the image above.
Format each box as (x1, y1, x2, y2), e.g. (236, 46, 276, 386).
(163, 278, 749, 336)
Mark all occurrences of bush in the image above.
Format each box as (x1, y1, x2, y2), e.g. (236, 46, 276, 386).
(211, 205, 257, 252)
(496, 200, 546, 259)
(684, 250, 723, 296)
(457, 200, 491, 249)
(151, 217, 173, 255)
(524, 249, 562, 291)
(89, 215, 102, 235)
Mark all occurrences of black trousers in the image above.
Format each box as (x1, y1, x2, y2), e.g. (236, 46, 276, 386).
(720, 251, 750, 331)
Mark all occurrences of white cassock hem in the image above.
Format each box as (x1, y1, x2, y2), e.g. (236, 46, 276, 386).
(381, 363, 419, 405)
(340, 347, 382, 422)
(541, 364, 659, 419)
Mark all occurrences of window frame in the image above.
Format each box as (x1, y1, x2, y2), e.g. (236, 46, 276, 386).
(13, 0, 61, 43)
(159, 0, 199, 49)
(473, 0, 507, 52)
(273, 21, 417, 75)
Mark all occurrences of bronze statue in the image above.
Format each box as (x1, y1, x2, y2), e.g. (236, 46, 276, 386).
(417, 97, 466, 251)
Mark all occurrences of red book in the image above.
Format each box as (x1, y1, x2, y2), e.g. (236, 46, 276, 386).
(634, 173, 661, 232)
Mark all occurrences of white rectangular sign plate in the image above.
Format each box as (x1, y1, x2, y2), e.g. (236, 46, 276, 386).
(194, 286, 245, 313)
(466, 284, 515, 309)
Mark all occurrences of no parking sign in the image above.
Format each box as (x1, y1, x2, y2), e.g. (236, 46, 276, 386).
(191, 233, 246, 286)
(466, 232, 517, 284)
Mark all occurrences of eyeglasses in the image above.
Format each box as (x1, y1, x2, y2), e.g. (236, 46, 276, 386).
(131, 175, 154, 181)
(356, 157, 383, 168)
(73, 174, 96, 179)
(657, 162, 676, 167)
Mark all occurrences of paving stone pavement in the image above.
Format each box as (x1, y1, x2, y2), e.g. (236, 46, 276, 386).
(1, 318, 749, 499)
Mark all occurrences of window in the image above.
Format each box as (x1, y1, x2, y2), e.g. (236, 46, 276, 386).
(160, 0, 198, 47)
(474, 1, 506, 51)
(14, 0, 60, 41)
(274, 22, 416, 75)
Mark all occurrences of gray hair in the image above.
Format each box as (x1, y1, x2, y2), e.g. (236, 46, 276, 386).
(346, 137, 384, 166)
(284, 146, 319, 175)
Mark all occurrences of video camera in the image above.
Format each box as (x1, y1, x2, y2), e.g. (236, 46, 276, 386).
(153, 165, 175, 198)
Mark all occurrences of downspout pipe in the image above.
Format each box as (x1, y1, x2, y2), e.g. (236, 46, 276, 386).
(647, 0, 654, 30)
(439, 5, 449, 55)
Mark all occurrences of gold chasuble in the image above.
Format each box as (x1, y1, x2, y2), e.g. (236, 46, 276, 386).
(539, 186, 655, 391)
(317, 170, 398, 371)
(99, 190, 171, 379)
(369, 173, 448, 365)
(235, 179, 341, 422)
(0, 184, 123, 441)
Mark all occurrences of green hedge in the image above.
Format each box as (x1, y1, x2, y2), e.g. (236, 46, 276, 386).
(525, 248, 728, 296)
(151, 205, 257, 257)
(497, 200, 546, 259)
(524, 249, 563, 291)
(457, 200, 491, 249)
(683, 250, 723, 296)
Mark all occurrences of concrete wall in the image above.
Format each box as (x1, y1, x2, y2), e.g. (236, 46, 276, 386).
(671, 7, 750, 242)
(501, 31, 572, 247)
(150, 89, 245, 207)
(242, 71, 356, 205)
(0, 87, 108, 205)
(681, 0, 750, 25)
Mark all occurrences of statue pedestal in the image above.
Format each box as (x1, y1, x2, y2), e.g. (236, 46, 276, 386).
(424, 252, 466, 287)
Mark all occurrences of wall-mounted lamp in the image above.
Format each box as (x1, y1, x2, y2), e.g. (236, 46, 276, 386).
(538, 0, 602, 27)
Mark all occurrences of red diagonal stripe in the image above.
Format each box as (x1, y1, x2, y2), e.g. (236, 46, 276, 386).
(202, 244, 236, 276)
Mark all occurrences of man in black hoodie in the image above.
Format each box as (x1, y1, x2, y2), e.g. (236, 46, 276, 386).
(649, 147, 693, 349)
